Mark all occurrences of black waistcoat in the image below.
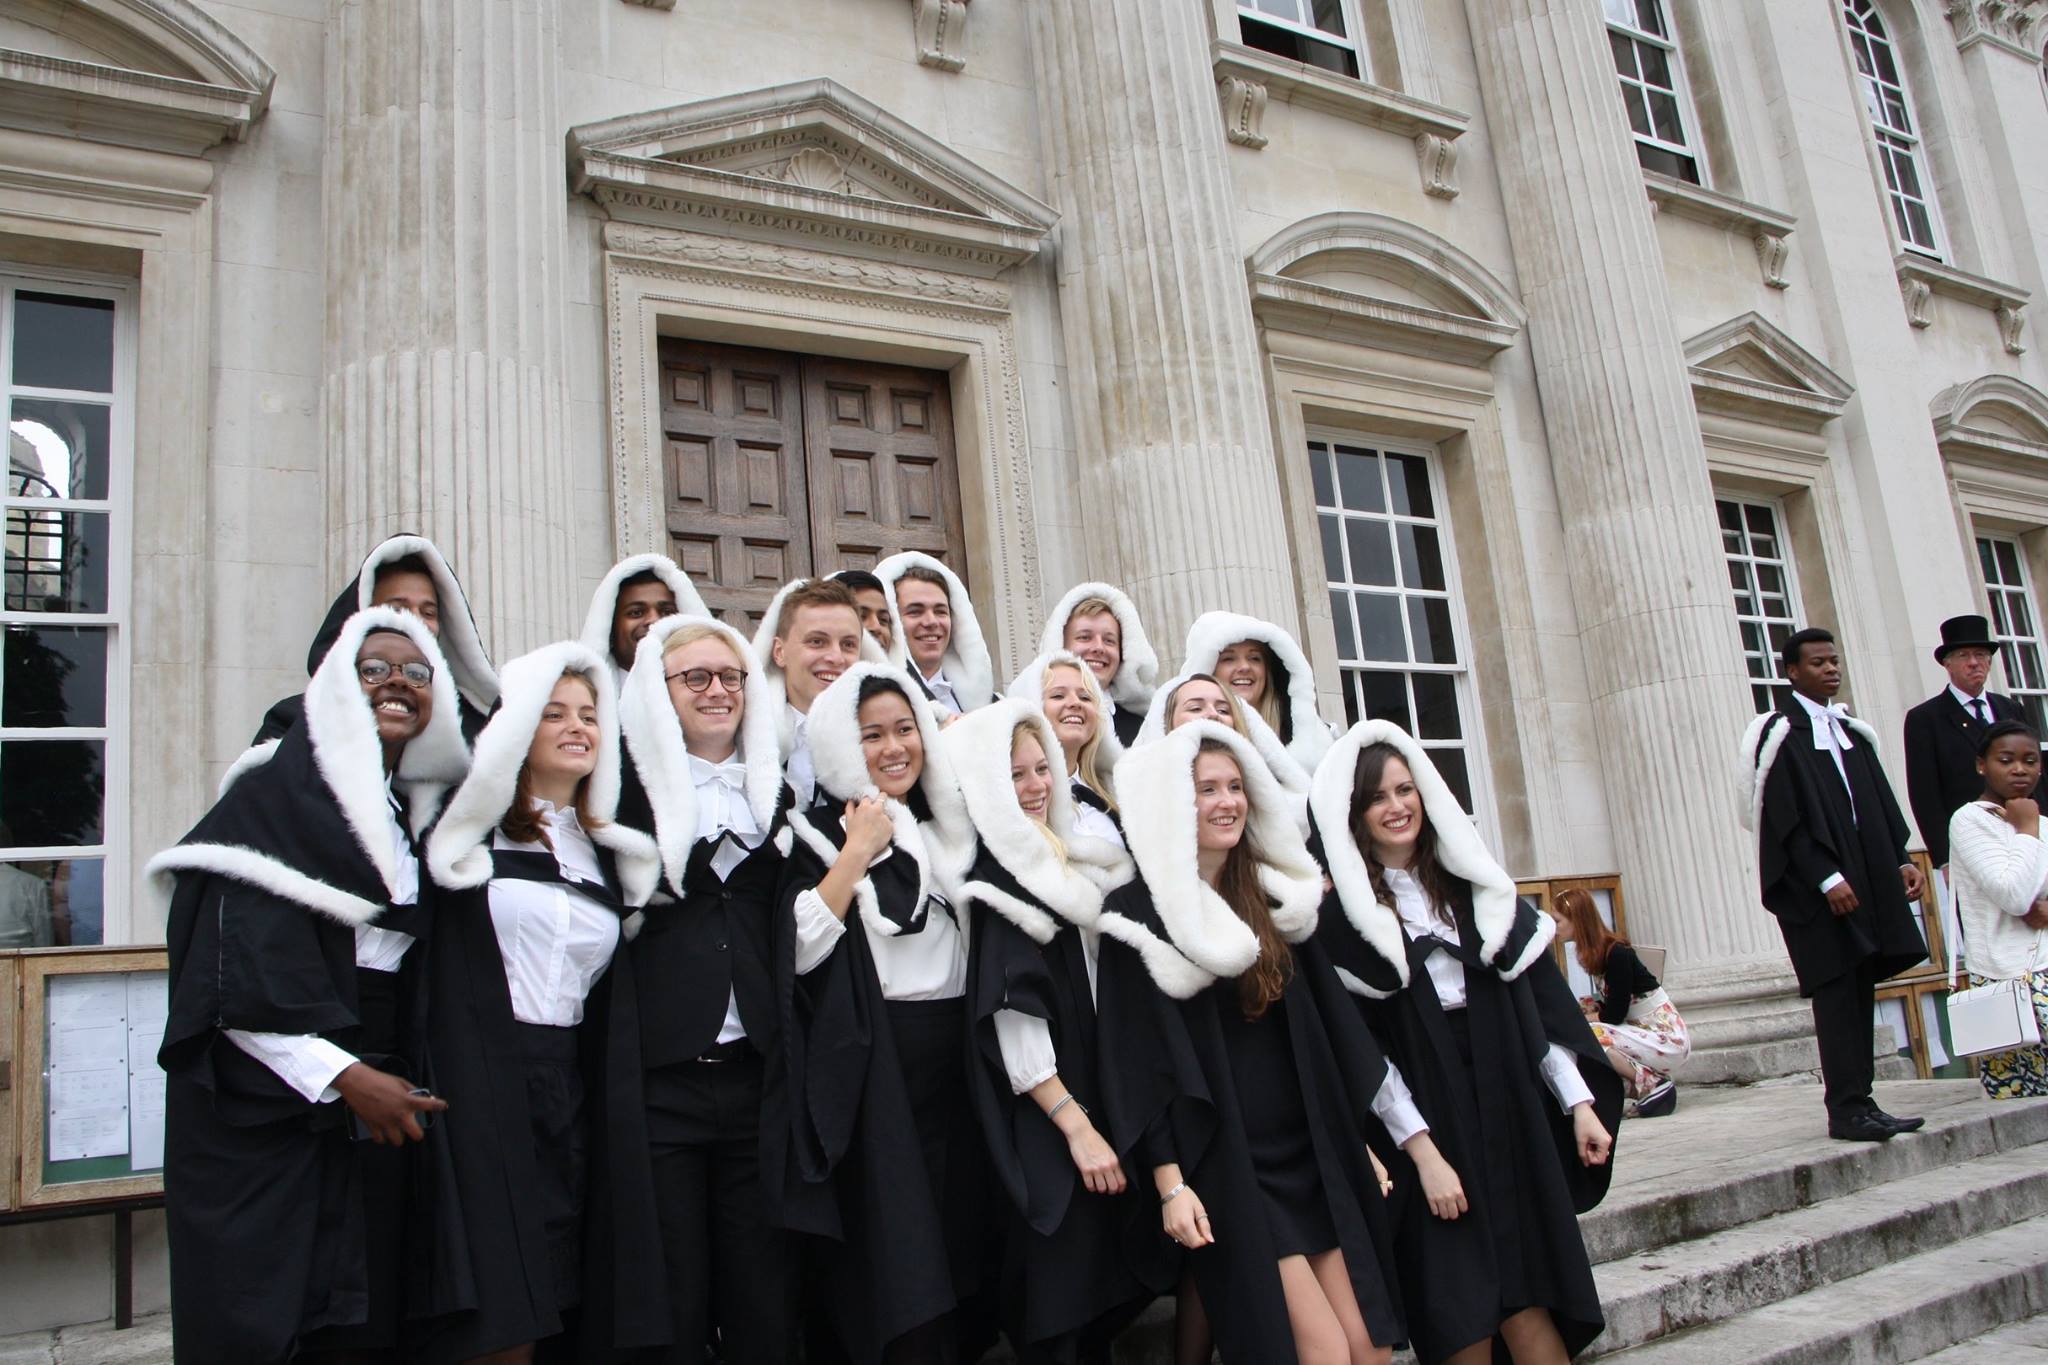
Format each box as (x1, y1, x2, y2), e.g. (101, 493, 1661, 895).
(630, 833, 783, 1067)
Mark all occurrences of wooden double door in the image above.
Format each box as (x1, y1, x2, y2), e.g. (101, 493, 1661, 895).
(657, 338, 969, 631)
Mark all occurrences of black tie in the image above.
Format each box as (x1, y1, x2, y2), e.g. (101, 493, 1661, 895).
(1971, 699, 1988, 725)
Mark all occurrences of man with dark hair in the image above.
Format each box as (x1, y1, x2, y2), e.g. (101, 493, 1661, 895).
(576, 553, 709, 681)
(830, 568, 895, 655)
(1904, 613, 2025, 868)
(1740, 627, 1928, 1141)
(754, 577, 869, 807)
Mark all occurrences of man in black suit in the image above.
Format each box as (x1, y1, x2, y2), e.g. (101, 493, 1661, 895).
(1904, 614, 2025, 868)
(1743, 629, 1929, 1141)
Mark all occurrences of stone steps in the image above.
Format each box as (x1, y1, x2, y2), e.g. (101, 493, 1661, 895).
(1916, 1309, 2048, 1360)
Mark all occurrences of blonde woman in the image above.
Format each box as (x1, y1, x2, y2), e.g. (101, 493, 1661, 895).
(1011, 650, 1123, 846)
(1182, 612, 1336, 771)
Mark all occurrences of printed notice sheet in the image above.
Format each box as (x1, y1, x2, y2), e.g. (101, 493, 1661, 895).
(45, 971, 170, 1169)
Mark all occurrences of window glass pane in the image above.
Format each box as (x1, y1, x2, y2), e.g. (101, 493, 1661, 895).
(1979, 537, 1998, 580)
(1358, 670, 1410, 728)
(1386, 454, 1434, 518)
(1744, 500, 1776, 537)
(1602, 0, 1637, 27)
(1870, 38, 1899, 88)
(1432, 748, 1474, 812)
(1309, 444, 1335, 507)
(1309, 0, 1347, 36)
(1238, 16, 1359, 78)
(1328, 590, 1357, 662)
(3, 625, 107, 727)
(1997, 539, 2022, 579)
(12, 293, 114, 393)
(1623, 87, 1653, 138)
(1718, 499, 1743, 533)
(1634, 0, 1667, 37)
(1740, 621, 1764, 656)
(1408, 597, 1458, 664)
(1396, 524, 1447, 592)
(0, 857, 100, 946)
(1903, 199, 1935, 250)
(1610, 30, 1638, 76)
(1756, 563, 1785, 597)
(4, 508, 109, 612)
(1358, 593, 1406, 662)
(1348, 519, 1396, 587)
(0, 738, 103, 845)
(1753, 683, 1775, 713)
(1413, 672, 1461, 740)
(1650, 92, 1685, 145)
(1319, 516, 1345, 583)
(1727, 559, 1747, 592)
(1638, 44, 1673, 90)
(1335, 447, 1384, 513)
(10, 398, 111, 501)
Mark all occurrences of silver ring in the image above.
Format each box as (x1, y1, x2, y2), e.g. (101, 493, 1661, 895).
(1195, 1214, 1210, 1223)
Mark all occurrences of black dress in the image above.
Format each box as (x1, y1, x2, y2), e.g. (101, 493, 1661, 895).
(1214, 992, 1338, 1258)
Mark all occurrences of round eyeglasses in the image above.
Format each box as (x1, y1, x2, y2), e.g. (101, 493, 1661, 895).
(666, 667, 748, 694)
(358, 659, 434, 689)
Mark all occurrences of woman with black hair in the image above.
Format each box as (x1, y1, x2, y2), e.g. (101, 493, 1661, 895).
(1181, 612, 1335, 772)
(1310, 721, 1620, 1364)
(776, 663, 986, 1364)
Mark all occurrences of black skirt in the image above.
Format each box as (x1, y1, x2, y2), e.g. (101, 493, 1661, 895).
(515, 1020, 589, 1315)
(1217, 994, 1337, 1258)
(886, 997, 990, 1298)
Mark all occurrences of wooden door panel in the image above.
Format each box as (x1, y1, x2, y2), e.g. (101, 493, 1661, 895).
(802, 358, 967, 581)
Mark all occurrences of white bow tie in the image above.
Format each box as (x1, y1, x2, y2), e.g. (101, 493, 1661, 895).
(689, 755, 748, 791)
(1811, 703, 1855, 749)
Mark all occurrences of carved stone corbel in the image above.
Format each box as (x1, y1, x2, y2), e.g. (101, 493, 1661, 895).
(1415, 131, 1460, 199)
(1998, 301, 2028, 355)
(1754, 231, 1791, 290)
(911, 0, 970, 72)
(1944, 1, 2048, 56)
(1218, 74, 1269, 149)
(1901, 276, 1935, 328)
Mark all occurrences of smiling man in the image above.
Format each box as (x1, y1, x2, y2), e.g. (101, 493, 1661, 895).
(1904, 614, 2025, 868)
(876, 552, 997, 717)
(755, 577, 872, 808)
(577, 553, 710, 684)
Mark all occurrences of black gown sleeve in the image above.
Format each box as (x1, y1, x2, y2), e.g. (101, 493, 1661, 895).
(965, 886, 1072, 1237)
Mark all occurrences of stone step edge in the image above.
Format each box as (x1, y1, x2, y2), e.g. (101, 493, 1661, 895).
(1588, 1213, 2048, 1364)
(1915, 1308, 2048, 1362)
(1580, 1096, 2048, 1263)
(1587, 1148, 2048, 1355)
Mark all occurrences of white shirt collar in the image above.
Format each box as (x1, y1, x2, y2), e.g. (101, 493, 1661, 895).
(1794, 689, 1855, 752)
(688, 750, 761, 844)
(1950, 683, 1990, 711)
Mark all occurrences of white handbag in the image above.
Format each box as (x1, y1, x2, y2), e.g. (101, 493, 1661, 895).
(1945, 876, 2045, 1058)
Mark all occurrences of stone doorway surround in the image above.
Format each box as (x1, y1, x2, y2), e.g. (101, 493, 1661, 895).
(568, 78, 1055, 675)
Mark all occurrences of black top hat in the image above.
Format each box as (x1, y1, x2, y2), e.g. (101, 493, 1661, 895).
(1935, 614, 2001, 662)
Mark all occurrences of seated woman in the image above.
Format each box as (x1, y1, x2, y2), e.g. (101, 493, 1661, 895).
(1947, 720, 2048, 1100)
(1095, 722, 1438, 1365)
(417, 643, 666, 1363)
(777, 663, 986, 1364)
(1311, 721, 1620, 1365)
(1550, 888, 1688, 1118)
(1009, 649, 1125, 846)
(150, 607, 468, 1364)
(945, 701, 1152, 1362)
(1181, 612, 1336, 772)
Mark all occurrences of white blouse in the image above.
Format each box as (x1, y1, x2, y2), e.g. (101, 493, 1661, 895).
(486, 804, 621, 1028)
(792, 842, 967, 1000)
(1069, 780, 1125, 852)
(1384, 868, 1593, 1115)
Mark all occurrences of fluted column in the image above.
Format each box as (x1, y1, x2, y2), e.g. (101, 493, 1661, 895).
(1461, 0, 1777, 967)
(1029, 0, 1300, 654)
(323, 0, 575, 656)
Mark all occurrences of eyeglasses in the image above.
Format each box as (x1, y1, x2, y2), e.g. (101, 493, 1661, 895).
(358, 659, 434, 689)
(666, 667, 748, 693)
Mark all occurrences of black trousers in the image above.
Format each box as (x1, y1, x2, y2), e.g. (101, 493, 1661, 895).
(644, 1051, 789, 1365)
(1811, 956, 1880, 1118)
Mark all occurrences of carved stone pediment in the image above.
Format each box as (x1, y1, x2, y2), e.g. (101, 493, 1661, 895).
(1683, 313, 1851, 431)
(568, 78, 1055, 276)
(0, 0, 272, 154)
(1932, 374, 2048, 467)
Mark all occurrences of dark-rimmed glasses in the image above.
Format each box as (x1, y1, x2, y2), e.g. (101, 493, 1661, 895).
(358, 659, 434, 689)
(666, 667, 748, 693)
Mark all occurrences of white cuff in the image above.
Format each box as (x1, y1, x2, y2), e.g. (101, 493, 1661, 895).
(1539, 1041, 1595, 1114)
(1819, 872, 1846, 893)
(992, 1009, 1059, 1096)
(1371, 1063, 1429, 1148)
(791, 888, 848, 976)
(224, 1030, 357, 1104)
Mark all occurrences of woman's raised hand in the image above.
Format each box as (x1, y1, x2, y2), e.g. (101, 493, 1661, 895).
(842, 795, 895, 860)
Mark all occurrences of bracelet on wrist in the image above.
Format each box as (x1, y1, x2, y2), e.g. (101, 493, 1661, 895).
(1047, 1093, 1086, 1122)
(1159, 1181, 1189, 1207)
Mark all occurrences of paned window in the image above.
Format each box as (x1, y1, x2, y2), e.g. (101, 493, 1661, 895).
(1604, 0, 1701, 184)
(1238, 1, 1364, 80)
(1976, 536, 2048, 732)
(1840, 0, 1943, 257)
(1310, 436, 1481, 811)
(1, 276, 129, 948)
(1717, 497, 1804, 715)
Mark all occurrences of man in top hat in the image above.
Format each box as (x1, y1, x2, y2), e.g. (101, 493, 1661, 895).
(1904, 614, 2026, 868)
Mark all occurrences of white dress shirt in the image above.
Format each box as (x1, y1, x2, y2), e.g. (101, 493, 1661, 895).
(785, 704, 818, 809)
(791, 843, 967, 999)
(226, 789, 421, 1104)
(1949, 684, 1993, 725)
(921, 666, 961, 717)
(1793, 690, 1865, 893)
(687, 750, 767, 1044)
(1384, 868, 1592, 1115)
(1069, 779, 1126, 851)
(486, 804, 622, 1028)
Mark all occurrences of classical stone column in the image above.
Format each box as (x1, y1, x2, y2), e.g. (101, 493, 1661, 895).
(1028, 0, 1303, 655)
(1460, 0, 1779, 969)
(323, 0, 575, 657)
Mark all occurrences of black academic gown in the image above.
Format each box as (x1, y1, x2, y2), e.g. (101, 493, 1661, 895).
(1093, 880, 1405, 1363)
(1904, 688, 2023, 866)
(1325, 884, 1617, 1363)
(1110, 702, 1144, 748)
(158, 727, 433, 1365)
(776, 803, 989, 1364)
(408, 849, 667, 1362)
(962, 852, 1152, 1356)
(1754, 705, 1927, 994)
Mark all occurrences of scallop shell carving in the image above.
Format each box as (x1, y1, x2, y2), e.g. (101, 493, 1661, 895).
(780, 148, 851, 195)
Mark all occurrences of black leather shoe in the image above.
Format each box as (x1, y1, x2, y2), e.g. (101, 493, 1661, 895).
(1871, 1108, 1925, 1134)
(1828, 1111, 1895, 1142)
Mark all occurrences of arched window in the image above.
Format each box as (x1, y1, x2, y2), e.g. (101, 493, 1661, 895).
(1839, 0, 1944, 257)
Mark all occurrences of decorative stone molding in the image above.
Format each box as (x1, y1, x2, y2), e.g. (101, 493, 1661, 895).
(0, 0, 273, 155)
(1210, 40, 1469, 197)
(1683, 312, 1852, 432)
(1932, 374, 2048, 460)
(1218, 73, 1268, 148)
(910, 0, 970, 72)
(1944, 1, 2047, 59)
(1894, 253, 2031, 352)
(601, 222, 1013, 310)
(1642, 172, 1798, 291)
(620, 0, 676, 10)
(568, 78, 1054, 276)
(1249, 212, 1528, 324)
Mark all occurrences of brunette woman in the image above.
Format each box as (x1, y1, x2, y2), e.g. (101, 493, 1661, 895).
(416, 643, 666, 1363)
(1039, 583, 1162, 746)
(945, 702, 1151, 1361)
(777, 663, 986, 1364)
(618, 616, 796, 1362)
(1009, 650, 1124, 846)
(1550, 888, 1688, 1117)
(1311, 721, 1620, 1364)
(1094, 722, 1439, 1365)
(1182, 612, 1336, 771)
(1947, 720, 2048, 1099)
(1137, 671, 1313, 793)
(152, 608, 468, 1363)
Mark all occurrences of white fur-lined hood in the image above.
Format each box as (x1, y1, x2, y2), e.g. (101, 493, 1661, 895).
(1008, 649, 1126, 775)
(1182, 611, 1334, 770)
(576, 554, 710, 671)
(749, 577, 889, 756)
(353, 535, 500, 715)
(877, 552, 995, 711)
(1735, 703, 1876, 838)
(1310, 720, 1550, 996)
(1108, 720, 1324, 996)
(1134, 669, 1311, 794)
(619, 614, 784, 899)
(1037, 582, 1160, 710)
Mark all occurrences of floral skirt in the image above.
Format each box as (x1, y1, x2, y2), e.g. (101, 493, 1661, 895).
(1589, 987, 1691, 1090)
(1969, 970, 2048, 1100)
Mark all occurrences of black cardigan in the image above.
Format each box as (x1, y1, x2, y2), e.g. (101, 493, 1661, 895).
(1593, 942, 1659, 1026)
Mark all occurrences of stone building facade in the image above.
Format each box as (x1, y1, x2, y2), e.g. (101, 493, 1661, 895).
(1, 0, 2046, 1331)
